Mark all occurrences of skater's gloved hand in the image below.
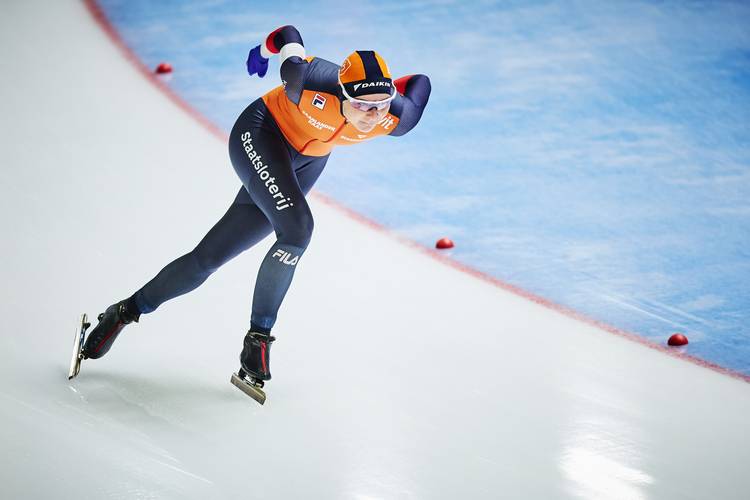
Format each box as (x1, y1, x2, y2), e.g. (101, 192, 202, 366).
(246, 45, 269, 78)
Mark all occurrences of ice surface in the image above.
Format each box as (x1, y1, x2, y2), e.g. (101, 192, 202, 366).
(1, 1, 749, 499)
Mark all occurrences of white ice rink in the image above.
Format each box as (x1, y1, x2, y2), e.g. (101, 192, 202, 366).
(2, 1, 750, 499)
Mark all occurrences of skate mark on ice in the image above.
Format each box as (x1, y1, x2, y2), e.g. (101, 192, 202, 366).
(148, 457, 214, 485)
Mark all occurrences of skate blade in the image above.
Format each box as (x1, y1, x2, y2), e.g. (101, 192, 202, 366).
(230, 372, 266, 405)
(68, 313, 90, 380)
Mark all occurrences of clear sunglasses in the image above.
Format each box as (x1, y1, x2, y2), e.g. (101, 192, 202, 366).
(339, 81, 396, 111)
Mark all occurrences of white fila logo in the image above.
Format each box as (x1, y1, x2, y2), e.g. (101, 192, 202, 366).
(358, 134, 367, 138)
(378, 116, 395, 130)
(312, 93, 326, 110)
(273, 249, 299, 266)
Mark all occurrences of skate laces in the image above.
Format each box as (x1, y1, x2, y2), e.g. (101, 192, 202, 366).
(117, 302, 139, 324)
(248, 331, 275, 343)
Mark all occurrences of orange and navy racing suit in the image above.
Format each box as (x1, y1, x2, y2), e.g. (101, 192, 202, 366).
(131, 25, 431, 333)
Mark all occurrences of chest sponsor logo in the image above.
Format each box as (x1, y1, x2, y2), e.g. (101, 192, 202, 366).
(301, 109, 335, 131)
(339, 135, 361, 142)
(378, 116, 395, 130)
(312, 93, 326, 110)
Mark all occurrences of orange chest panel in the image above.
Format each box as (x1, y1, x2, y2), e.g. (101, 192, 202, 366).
(262, 86, 400, 156)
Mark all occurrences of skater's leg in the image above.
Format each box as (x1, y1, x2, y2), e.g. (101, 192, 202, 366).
(234, 155, 326, 382)
(228, 126, 328, 332)
(133, 187, 273, 313)
(84, 188, 273, 359)
(294, 153, 328, 196)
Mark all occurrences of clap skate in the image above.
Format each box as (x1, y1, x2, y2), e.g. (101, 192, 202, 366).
(68, 313, 92, 379)
(231, 331, 275, 405)
(67, 299, 140, 380)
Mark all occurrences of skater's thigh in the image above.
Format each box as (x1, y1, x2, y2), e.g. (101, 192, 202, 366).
(229, 128, 313, 243)
(192, 187, 273, 270)
(295, 154, 329, 196)
(228, 124, 294, 203)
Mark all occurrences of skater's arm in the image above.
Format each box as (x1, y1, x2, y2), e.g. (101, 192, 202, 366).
(260, 25, 310, 105)
(388, 74, 432, 137)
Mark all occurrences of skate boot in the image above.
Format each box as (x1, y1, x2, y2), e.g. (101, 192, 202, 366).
(231, 331, 276, 405)
(240, 331, 276, 382)
(82, 298, 140, 360)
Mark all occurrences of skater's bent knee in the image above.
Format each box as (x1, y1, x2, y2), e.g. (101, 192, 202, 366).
(278, 213, 314, 248)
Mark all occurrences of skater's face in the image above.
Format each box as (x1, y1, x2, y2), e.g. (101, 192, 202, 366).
(342, 93, 392, 133)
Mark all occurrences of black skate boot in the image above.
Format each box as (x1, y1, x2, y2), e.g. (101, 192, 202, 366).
(240, 331, 276, 381)
(82, 298, 140, 360)
(231, 331, 276, 405)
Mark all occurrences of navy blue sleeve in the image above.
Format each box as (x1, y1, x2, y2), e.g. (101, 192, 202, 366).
(389, 75, 431, 137)
(280, 57, 309, 105)
(262, 25, 309, 105)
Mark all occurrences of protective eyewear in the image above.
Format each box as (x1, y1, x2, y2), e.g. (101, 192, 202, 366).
(339, 81, 396, 111)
